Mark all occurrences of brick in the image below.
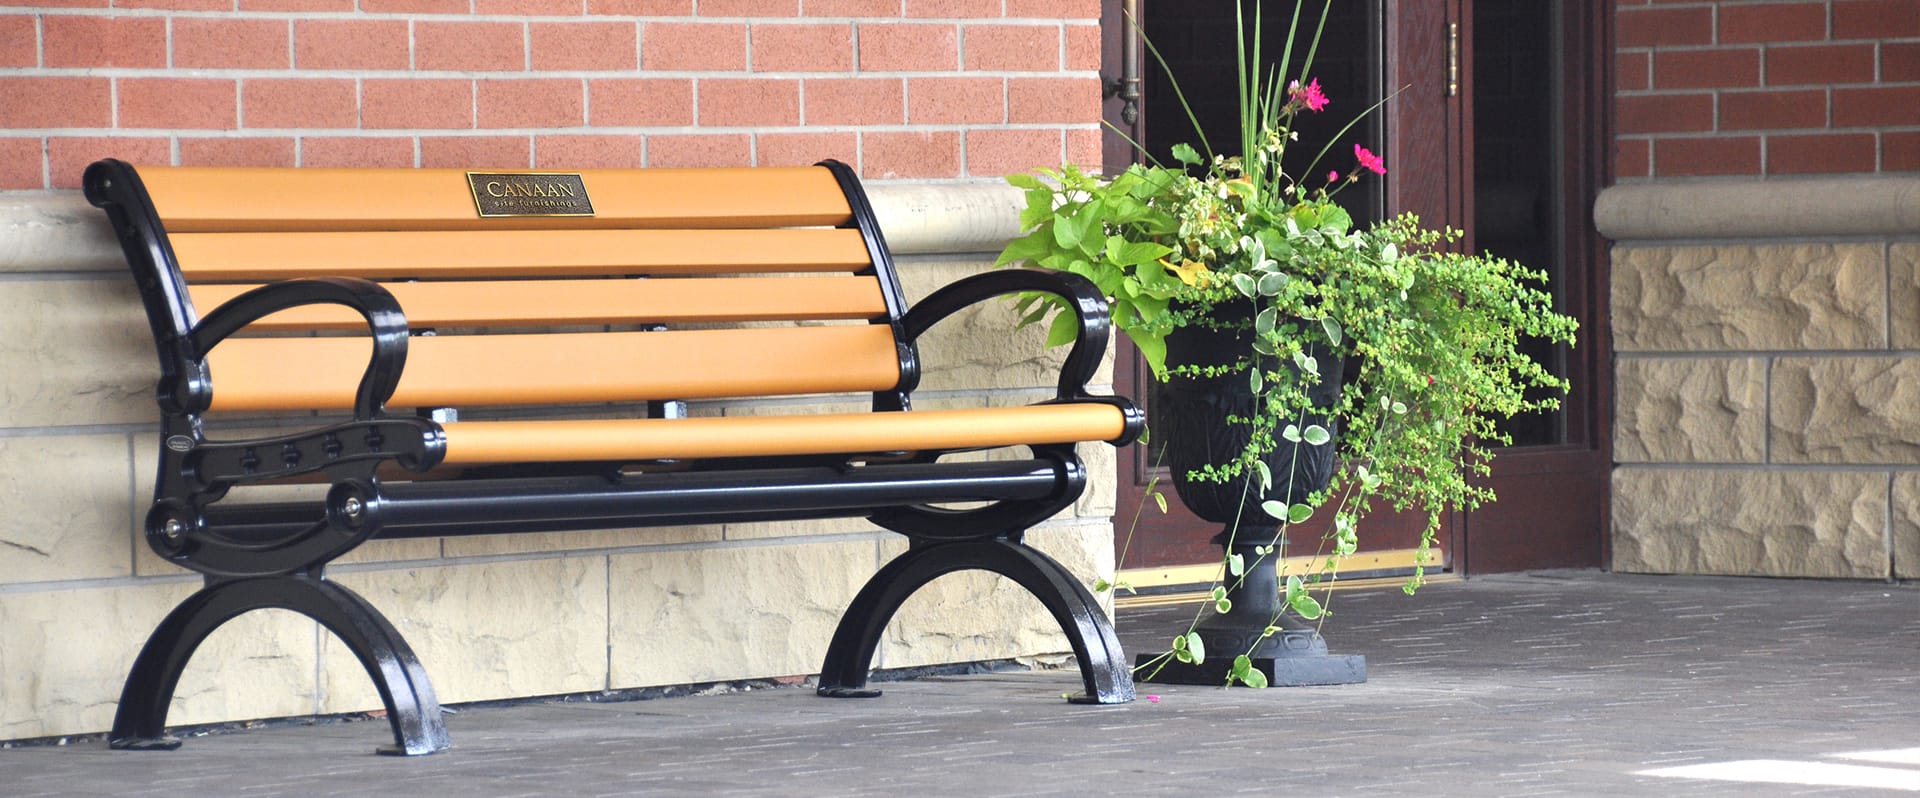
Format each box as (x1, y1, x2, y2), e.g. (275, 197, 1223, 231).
(966, 128, 1060, 177)
(702, 0, 798, 13)
(754, 131, 858, 167)
(1652, 48, 1760, 90)
(1617, 6, 1713, 48)
(0, 138, 41, 189)
(478, 78, 587, 127)
(1065, 125, 1099, 169)
(0, 15, 32, 67)
(859, 23, 957, 71)
(534, 134, 644, 168)
(417, 21, 526, 72)
(1765, 43, 1876, 85)
(1834, 0, 1920, 38)
(44, 15, 166, 68)
(802, 78, 902, 125)
(531, 21, 638, 71)
(642, 21, 746, 70)
(963, 23, 1060, 71)
(363, 79, 473, 129)
(908, 76, 1004, 124)
(863, 130, 960, 178)
(1615, 93, 1714, 134)
(118, 78, 236, 130)
(1887, 131, 1920, 170)
(295, 19, 409, 70)
(47, 136, 169, 189)
(242, 0, 356, 10)
(803, 0, 901, 15)
(1616, 137, 1653, 180)
(180, 137, 297, 168)
(0, 77, 110, 128)
(1618, 51, 1650, 92)
(301, 137, 415, 167)
(1064, 23, 1099, 70)
(1767, 132, 1877, 174)
(588, 78, 695, 126)
(1833, 85, 1920, 126)
(480, 0, 580, 12)
(420, 135, 531, 169)
(244, 79, 357, 129)
(173, 17, 289, 69)
(113, 0, 229, 11)
(1719, 89, 1827, 131)
(359, 0, 468, 12)
(751, 23, 853, 72)
(906, 0, 998, 16)
(646, 133, 752, 168)
(590, 0, 693, 13)
(1008, 76, 1100, 123)
(1886, 41, 1920, 81)
(1007, 0, 1099, 17)
(697, 78, 800, 126)
(1653, 135, 1762, 176)
(1719, 2, 1829, 44)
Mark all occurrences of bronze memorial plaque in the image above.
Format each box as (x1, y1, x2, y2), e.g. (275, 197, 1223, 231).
(466, 172, 594, 217)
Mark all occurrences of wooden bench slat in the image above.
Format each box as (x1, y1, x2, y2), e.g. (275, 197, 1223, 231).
(188, 276, 888, 331)
(137, 166, 853, 232)
(436, 404, 1130, 465)
(168, 228, 874, 281)
(205, 325, 901, 411)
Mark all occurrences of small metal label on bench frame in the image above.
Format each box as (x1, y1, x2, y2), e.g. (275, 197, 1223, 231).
(466, 172, 594, 218)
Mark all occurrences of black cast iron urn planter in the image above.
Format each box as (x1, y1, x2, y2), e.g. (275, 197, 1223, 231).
(1140, 303, 1367, 686)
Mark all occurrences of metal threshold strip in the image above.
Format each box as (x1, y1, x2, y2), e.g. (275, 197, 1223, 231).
(1112, 548, 1454, 609)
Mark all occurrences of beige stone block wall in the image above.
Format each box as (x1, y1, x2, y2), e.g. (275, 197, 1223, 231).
(1601, 177, 1920, 580)
(0, 184, 1126, 742)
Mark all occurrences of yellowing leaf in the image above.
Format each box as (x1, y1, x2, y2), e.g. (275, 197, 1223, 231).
(1166, 259, 1212, 287)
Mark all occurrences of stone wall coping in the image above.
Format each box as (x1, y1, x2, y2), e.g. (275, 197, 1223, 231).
(0, 180, 1025, 275)
(1595, 176, 1920, 242)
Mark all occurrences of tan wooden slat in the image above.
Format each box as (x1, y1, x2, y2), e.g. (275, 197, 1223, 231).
(437, 404, 1130, 464)
(136, 166, 853, 232)
(168, 228, 873, 281)
(187, 276, 888, 330)
(204, 325, 900, 412)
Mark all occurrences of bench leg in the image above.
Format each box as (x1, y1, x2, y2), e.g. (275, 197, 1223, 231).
(817, 538, 1135, 705)
(109, 575, 450, 756)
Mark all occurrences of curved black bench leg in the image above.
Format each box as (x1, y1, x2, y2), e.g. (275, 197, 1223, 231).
(817, 538, 1135, 705)
(109, 576, 450, 756)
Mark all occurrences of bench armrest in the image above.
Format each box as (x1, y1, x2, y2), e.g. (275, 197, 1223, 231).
(902, 269, 1111, 401)
(190, 277, 410, 419)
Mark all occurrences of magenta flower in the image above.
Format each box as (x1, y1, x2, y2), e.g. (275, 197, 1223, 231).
(1354, 144, 1386, 175)
(1289, 78, 1330, 112)
(1327, 170, 1340, 183)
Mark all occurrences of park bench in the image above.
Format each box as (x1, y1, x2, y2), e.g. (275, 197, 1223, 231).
(84, 158, 1143, 756)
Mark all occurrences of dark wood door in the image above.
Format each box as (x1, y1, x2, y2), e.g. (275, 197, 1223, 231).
(1103, 0, 1609, 580)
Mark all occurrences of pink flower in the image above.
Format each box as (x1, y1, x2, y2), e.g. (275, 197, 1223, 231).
(1354, 144, 1386, 175)
(1289, 78, 1330, 112)
(1327, 170, 1340, 183)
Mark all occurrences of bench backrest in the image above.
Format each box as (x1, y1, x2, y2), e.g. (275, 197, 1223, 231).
(87, 161, 915, 416)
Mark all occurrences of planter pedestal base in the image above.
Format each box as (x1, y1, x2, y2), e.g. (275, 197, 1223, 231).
(1136, 539, 1368, 687)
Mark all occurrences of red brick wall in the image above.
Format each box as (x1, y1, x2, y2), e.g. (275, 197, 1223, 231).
(0, 2, 1102, 189)
(1615, 0, 1920, 179)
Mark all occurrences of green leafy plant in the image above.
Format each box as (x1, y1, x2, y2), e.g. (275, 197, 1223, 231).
(997, 0, 1577, 686)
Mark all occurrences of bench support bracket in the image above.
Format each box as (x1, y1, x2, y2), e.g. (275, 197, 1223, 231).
(816, 538, 1135, 705)
(108, 575, 450, 756)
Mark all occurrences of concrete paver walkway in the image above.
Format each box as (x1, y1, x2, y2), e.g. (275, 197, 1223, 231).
(5, 571, 1916, 796)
